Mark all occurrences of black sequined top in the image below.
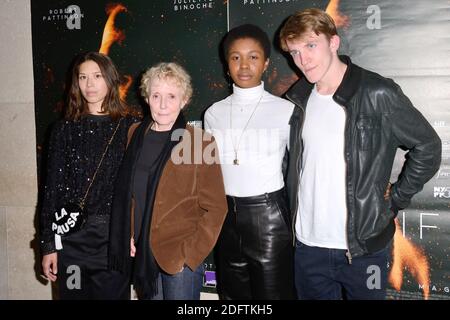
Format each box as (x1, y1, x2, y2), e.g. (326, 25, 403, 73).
(39, 114, 137, 255)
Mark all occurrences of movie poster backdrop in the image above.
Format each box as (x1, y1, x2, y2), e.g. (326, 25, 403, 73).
(32, 0, 449, 299)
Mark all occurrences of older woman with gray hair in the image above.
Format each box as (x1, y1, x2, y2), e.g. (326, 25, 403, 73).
(109, 62, 227, 300)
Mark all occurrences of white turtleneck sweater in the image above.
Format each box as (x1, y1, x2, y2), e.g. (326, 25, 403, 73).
(204, 82, 294, 197)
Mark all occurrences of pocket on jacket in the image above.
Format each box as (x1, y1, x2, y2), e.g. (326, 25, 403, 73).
(356, 115, 381, 151)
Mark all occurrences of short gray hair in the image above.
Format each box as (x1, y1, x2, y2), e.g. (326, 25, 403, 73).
(140, 62, 193, 103)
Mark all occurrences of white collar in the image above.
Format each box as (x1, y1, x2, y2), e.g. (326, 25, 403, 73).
(232, 82, 265, 103)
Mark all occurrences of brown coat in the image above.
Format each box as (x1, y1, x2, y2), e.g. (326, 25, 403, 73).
(129, 124, 227, 275)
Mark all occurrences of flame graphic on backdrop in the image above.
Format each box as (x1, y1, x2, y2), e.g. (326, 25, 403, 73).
(267, 68, 299, 96)
(389, 219, 430, 299)
(99, 4, 127, 55)
(98, 3, 131, 100)
(97, 1, 351, 100)
(119, 75, 133, 100)
(326, 0, 351, 28)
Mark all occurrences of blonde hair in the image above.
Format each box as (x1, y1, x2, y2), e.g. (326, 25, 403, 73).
(140, 62, 193, 103)
(279, 8, 337, 51)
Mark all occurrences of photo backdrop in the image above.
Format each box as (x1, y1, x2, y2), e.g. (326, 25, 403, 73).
(32, 0, 449, 299)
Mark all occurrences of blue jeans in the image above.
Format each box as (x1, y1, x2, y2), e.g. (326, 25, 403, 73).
(294, 240, 389, 300)
(150, 264, 204, 300)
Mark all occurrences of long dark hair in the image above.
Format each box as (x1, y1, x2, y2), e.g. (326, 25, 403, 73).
(65, 52, 132, 121)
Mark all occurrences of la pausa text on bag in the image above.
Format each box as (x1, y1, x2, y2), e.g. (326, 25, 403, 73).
(52, 206, 83, 236)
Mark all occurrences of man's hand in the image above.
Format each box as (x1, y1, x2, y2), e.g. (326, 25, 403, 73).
(384, 182, 392, 201)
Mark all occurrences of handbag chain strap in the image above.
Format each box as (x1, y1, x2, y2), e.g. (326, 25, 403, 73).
(79, 118, 123, 209)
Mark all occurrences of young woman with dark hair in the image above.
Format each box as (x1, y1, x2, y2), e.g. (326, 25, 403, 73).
(40, 52, 138, 299)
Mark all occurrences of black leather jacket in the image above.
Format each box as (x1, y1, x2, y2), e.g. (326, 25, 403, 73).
(285, 56, 441, 259)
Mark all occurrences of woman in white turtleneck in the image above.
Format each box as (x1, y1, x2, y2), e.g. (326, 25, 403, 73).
(204, 24, 295, 300)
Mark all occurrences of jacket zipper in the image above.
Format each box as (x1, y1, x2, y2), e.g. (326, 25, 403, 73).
(286, 96, 306, 246)
(341, 104, 352, 264)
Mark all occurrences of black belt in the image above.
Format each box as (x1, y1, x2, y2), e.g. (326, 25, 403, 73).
(226, 188, 285, 206)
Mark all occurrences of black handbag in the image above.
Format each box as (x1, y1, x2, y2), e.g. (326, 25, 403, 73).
(52, 119, 122, 241)
(52, 203, 86, 237)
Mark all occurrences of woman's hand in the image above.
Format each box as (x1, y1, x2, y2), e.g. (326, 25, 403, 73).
(130, 237, 136, 257)
(42, 252, 58, 282)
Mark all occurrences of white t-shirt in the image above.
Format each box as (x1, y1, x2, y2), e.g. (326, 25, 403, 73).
(296, 85, 348, 249)
(204, 82, 294, 197)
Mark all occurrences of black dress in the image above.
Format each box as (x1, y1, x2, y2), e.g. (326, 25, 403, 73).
(40, 114, 137, 299)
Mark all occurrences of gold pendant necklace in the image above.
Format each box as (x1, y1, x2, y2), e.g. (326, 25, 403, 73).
(230, 93, 264, 165)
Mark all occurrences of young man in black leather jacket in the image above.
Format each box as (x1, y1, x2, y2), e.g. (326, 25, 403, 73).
(279, 8, 441, 299)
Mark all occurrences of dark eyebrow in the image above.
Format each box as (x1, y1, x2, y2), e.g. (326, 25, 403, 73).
(78, 71, 102, 74)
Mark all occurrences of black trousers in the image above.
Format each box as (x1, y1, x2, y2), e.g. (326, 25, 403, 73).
(57, 216, 130, 300)
(216, 188, 295, 300)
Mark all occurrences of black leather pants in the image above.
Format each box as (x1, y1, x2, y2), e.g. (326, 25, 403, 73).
(216, 188, 295, 300)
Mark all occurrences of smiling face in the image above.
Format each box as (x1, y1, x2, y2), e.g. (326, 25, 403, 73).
(78, 60, 109, 114)
(146, 78, 186, 131)
(227, 37, 269, 89)
(286, 31, 340, 86)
